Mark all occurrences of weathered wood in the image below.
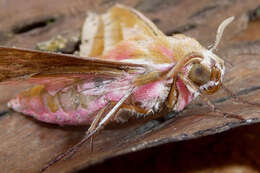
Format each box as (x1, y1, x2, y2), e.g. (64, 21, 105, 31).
(85, 124, 260, 173)
(0, 0, 260, 173)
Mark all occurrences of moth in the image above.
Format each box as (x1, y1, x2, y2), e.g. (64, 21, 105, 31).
(0, 4, 238, 172)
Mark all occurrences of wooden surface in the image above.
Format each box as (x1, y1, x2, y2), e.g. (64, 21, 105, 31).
(0, 0, 260, 173)
(85, 123, 260, 173)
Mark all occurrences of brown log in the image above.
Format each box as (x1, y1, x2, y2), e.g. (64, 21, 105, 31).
(0, 0, 260, 173)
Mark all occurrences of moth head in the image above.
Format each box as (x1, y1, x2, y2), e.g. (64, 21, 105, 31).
(186, 51, 224, 95)
(181, 16, 234, 95)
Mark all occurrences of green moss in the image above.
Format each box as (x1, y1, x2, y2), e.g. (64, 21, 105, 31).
(249, 6, 260, 21)
(36, 35, 68, 52)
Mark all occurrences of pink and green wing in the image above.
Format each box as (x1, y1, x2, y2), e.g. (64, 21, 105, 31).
(0, 47, 144, 125)
(80, 4, 176, 64)
(8, 74, 136, 125)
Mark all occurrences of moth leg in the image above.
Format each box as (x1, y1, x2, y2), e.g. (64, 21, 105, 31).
(39, 106, 108, 173)
(133, 52, 203, 86)
(111, 104, 150, 123)
(202, 84, 260, 121)
(87, 105, 107, 152)
(179, 74, 244, 120)
(40, 88, 134, 173)
(199, 93, 245, 121)
(222, 84, 260, 107)
(120, 105, 149, 115)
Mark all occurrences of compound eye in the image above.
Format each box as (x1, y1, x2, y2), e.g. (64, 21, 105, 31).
(188, 63, 211, 86)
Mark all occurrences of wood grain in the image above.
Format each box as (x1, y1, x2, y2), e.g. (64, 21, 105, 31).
(0, 0, 260, 173)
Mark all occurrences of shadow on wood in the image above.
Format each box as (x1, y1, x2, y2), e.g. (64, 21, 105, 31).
(0, 0, 260, 173)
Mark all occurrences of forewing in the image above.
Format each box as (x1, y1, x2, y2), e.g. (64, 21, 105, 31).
(79, 4, 174, 64)
(0, 46, 146, 125)
(0, 46, 145, 83)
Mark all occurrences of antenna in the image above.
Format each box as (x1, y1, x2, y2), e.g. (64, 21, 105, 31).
(210, 16, 235, 52)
